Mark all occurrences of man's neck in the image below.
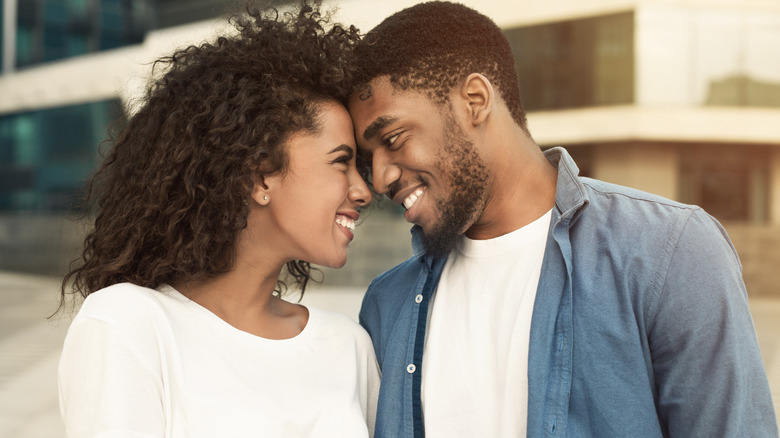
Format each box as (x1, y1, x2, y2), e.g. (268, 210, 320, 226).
(466, 137, 557, 240)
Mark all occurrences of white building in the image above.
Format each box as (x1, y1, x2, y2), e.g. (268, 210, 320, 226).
(1, 0, 779, 293)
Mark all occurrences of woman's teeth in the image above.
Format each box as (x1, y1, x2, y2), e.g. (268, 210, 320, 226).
(336, 215, 355, 231)
(403, 188, 425, 210)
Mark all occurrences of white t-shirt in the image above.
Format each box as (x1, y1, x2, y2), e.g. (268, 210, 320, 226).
(58, 283, 380, 438)
(421, 209, 552, 437)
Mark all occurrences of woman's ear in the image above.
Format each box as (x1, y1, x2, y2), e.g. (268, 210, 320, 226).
(250, 173, 272, 206)
(460, 73, 494, 126)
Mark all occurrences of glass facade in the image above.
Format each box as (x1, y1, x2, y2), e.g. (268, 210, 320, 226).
(154, 0, 229, 28)
(0, 99, 125, 212)
(505, 7, 780, 110)
(679, 144, 770, 223)
(504, 12, 635, 111)
(14, 0, 149, 68)
(636, 5, 780, 108)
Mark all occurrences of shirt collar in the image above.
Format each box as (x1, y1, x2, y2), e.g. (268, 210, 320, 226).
(544, 147, 590, 222)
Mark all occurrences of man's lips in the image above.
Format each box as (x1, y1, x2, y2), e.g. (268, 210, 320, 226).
(392, 185, 425, 210)
(402, 188, 425, 210)
(391, 186, 427, 224)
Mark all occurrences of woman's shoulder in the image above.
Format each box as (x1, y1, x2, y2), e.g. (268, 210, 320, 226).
(75, 282, 168, 325)
(307, 306, 373, 345)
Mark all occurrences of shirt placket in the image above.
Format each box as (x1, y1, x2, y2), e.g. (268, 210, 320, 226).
(407, 256, 445, 438)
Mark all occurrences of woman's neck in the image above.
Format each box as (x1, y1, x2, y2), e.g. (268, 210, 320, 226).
(173, 265, 308, 340)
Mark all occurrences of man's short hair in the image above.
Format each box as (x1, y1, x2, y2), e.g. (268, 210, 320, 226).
(353, 1, 528, 132)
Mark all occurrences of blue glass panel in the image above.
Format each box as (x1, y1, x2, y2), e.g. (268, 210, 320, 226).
(67, 35, 88, 57)
(43, 26, 68, 62)
(67, 0, 89, 15)
(0, 100, 126, 212)
(43, 1, 68, 26)
(15, 25, 35, 67)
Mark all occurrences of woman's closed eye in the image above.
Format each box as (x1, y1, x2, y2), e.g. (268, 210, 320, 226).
(328, 144, 355, 168)
(332, 154, 352, 166)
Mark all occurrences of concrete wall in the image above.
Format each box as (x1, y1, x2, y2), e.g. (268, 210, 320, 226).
(771, 149, 780, 225)
(725, 223, 780, 296)
(2, 209, 776, 297)
(591, 142, 679, 199)
(318, 205, 414, 288)
(0, 208, 415, 289)
(0, 214, 85, 276)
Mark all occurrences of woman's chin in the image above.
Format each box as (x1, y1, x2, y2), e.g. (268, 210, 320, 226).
(310, 253, 347, 270)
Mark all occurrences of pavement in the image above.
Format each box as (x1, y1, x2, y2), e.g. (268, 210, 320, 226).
(1, 270, 778, 436)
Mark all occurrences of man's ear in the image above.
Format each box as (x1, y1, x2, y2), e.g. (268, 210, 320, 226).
(460, 73, 494, 126)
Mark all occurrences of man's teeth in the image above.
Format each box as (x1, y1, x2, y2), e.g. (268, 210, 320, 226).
(336, 215, 355, 231)
(403, 188, 425, 210)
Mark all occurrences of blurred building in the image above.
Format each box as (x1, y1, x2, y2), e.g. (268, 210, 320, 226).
(1, 0, 779, 294)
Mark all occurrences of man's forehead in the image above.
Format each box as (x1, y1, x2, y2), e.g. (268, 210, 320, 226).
(349, 77, 390, 105)
(355, 83, 374, 102)
(349, 77, 426, 113)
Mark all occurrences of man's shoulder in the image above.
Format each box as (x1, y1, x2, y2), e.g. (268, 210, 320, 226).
(572, 177, 736, 270)
(578, 177, 706, 225)
(581, 177, 688, 208)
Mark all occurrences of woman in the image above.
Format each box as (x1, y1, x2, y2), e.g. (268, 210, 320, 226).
(57, 2, 378, 437)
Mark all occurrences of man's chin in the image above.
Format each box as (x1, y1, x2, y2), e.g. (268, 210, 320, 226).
(421, 225, 462, 258)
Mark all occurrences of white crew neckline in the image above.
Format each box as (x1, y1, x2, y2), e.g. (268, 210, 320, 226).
(157, 284, 314, 344)
(456, 209, 553, 258)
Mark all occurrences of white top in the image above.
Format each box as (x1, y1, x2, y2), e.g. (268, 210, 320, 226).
(58, 283, 380, 438)
(421, 209, 552, 438)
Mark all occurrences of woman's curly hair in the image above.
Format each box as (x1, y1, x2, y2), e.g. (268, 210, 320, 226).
(59, 0, 360, 307)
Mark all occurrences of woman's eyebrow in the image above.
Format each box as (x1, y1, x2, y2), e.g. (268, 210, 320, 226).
(328, 144, 354, 158)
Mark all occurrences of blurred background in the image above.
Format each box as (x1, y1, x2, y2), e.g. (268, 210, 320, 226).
(0, 0, 778, 436)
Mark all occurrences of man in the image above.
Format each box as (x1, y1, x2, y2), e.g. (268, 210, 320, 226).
(348, 2, 778, 438)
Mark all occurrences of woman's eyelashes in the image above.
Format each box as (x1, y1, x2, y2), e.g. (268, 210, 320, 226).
(331, 152, 354, 169)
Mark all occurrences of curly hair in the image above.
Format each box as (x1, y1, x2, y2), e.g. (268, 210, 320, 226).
(58, 1, 360, 307)
(352, 1, 527, 132)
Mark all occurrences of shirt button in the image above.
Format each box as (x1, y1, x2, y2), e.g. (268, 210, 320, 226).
(407, 364, 416, 374)
(415, 294, 423, 304)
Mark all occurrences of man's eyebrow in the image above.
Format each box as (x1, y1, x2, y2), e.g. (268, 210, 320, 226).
(362, 116, 399, 143)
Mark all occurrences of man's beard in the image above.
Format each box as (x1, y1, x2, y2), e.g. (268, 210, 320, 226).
(421, 113, 489, 258)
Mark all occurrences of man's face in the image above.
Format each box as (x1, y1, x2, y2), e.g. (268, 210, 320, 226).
(348, 77, 489, 257)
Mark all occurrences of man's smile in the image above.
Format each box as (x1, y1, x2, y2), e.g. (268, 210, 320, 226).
(403, 187, 425, 210)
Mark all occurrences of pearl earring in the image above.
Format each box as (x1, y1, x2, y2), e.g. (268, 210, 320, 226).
(263, 196, 268, 201)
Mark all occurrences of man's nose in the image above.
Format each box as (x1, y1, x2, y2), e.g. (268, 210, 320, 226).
(371, 149, 401, 196)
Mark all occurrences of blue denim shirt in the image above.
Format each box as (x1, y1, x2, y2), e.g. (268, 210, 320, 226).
(359, 147, 778, 438)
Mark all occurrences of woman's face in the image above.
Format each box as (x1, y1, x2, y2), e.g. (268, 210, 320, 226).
(260, 101, 372, 268)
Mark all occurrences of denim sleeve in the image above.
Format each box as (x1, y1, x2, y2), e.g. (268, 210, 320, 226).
(359, 283, 384, 368)
(648, 209, 778, 437)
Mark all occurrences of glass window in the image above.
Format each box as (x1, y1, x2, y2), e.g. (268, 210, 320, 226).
(1, 5, 4, 68)
(12, 0, 149, 67)
(15, 25, 35, 67)
(637, 6, 780, 108)
(67, 0, 89, 16)
(504, 12, 635, 111)
(679, 144, 769, 223)
(0, 100, 126, 212)
(43, 26, 68, 62)
(67, 35, 89, 57)
(43, 1, 68, 25)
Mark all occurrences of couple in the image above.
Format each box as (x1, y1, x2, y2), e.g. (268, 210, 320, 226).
(57, 1, 778, 437)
